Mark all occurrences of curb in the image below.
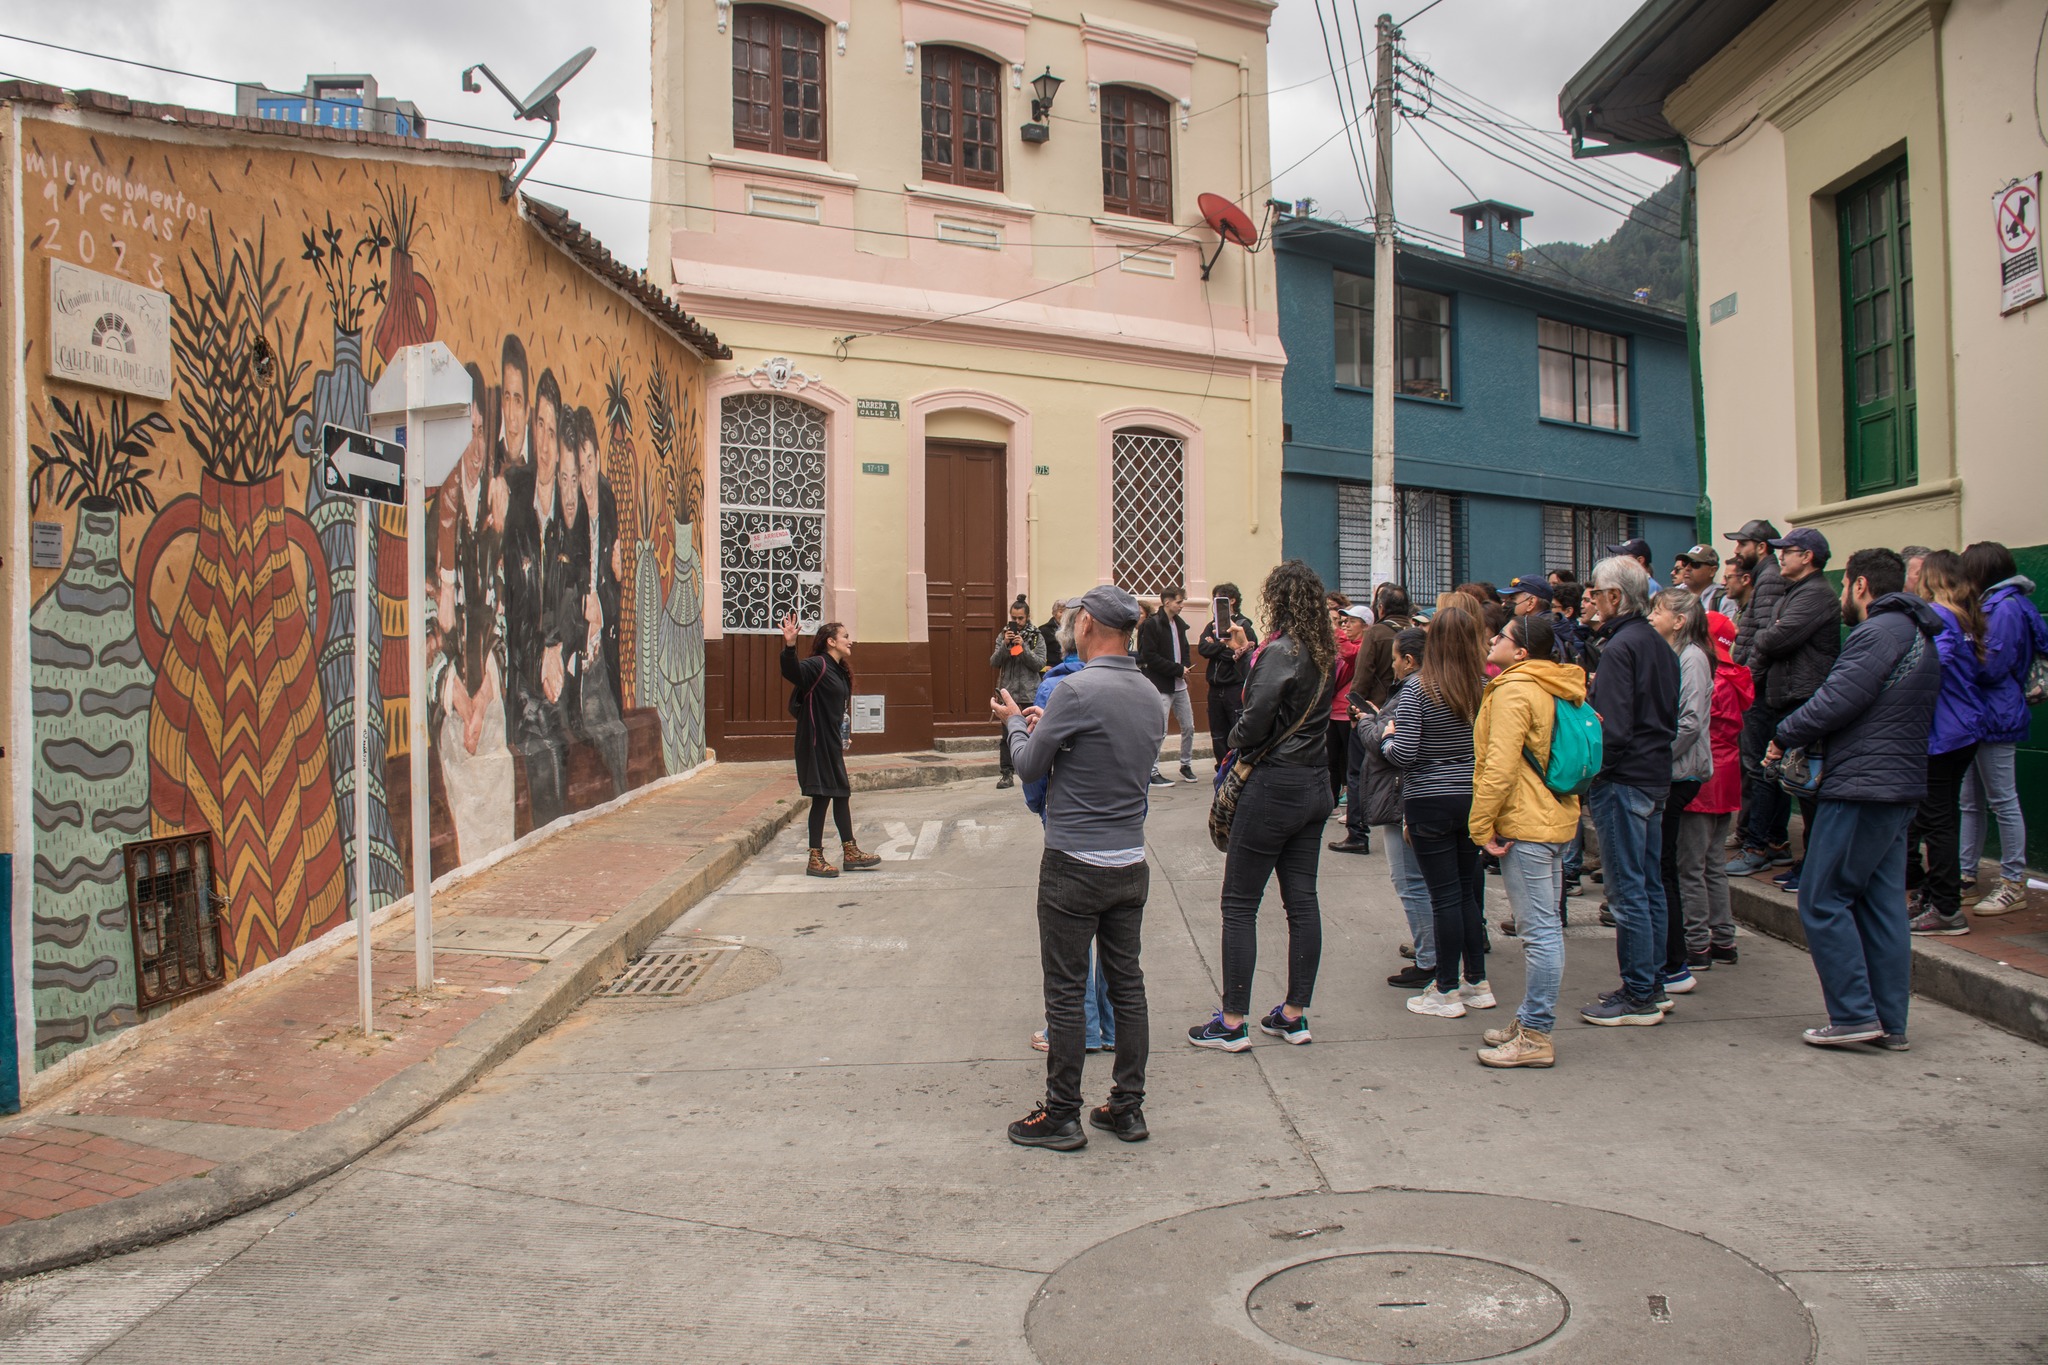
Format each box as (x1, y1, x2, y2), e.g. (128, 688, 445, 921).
(0, 756, 999, 1282)
(1727, 879, 2048, 1047)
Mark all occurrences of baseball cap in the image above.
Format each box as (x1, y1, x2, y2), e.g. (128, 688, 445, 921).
(1723, 518, 1781, 543)
(1605, 537, 1652, 561)
(1706, 610, 1736, 663)
(1766, 527, 1830, 560)
(1675, 543, 1721, 567)
(1077, 584, 1142, 630)
(1501, 574, 1554, 603)
(1341, 604, 1374, 625)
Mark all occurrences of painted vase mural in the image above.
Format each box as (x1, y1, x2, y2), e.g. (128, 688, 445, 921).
(26, 396, 167, 1064)
(656, 520, 707, 772)
(635, 543, 662, 720)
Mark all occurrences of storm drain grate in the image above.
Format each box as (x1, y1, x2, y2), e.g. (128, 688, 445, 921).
(597, 948, 736, 1000)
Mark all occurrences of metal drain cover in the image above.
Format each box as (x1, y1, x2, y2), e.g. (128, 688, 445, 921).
(1247, 1252, 1566, 1362)
(598, 947, 737, 999)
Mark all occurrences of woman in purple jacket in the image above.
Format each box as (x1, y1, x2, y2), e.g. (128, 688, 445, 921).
(1959, 542, 2048, 915)
(1906, 552, 1988, 936)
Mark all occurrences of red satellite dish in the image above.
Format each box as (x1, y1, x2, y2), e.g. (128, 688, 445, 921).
(1196, 192, 1259, 280)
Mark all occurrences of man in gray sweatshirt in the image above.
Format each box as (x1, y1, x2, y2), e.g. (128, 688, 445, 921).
(993, 584, 1164, 1150)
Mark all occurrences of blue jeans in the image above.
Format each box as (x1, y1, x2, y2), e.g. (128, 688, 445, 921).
(1798, 799, 1915, 1034)
(1083, 948, 1115, 1049)
(1959, 741, 2027, 884)
(1501, 840, 1567, 1032)
(1587, 779, 1668, 1000)
(1378, 822, 1437, 971)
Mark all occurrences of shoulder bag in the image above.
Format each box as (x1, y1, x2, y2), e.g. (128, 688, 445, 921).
(1766, 628, 1925, 797)
(1207, 653, 1326, 852)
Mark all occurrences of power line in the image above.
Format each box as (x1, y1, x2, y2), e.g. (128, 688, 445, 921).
(1313, 0, 1374, 209)
(1423, 89, 1679, 224)
(1431, 108, 1682, 234)
(1408, 115, 1683, 240)
(1399, 0, 1453, 24)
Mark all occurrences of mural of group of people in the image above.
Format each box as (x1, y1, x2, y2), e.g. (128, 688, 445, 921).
(24, 123, 711, 1070)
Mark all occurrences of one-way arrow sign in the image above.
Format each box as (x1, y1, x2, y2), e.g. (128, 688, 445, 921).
(322, 423, 405, 505)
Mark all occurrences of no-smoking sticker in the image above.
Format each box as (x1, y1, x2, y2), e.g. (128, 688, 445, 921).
(1995, 174, 2043, 314)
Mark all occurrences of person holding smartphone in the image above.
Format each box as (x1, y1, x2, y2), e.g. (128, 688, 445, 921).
(991, 595, 1048, 790)
(781, 612, 882, 878)
(1197, 584, 1256, 771)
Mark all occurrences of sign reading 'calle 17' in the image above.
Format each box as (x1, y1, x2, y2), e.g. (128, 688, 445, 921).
(47, 258, 173, 399)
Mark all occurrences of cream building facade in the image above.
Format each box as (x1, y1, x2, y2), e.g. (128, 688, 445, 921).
(1566, 0, 2048, 860)
(649, 0, 1283, 756)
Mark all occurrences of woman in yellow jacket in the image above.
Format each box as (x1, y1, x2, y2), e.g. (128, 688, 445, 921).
(1468, 613, 1585, 1068)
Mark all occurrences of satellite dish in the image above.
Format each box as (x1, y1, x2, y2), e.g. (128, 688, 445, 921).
(520, 46, 596, 119)
(460, 47, 599, 199)
(1196, 192, 1261, 280)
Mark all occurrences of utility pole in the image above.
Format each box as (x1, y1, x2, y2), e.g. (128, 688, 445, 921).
(1369, 13, 1398, 593)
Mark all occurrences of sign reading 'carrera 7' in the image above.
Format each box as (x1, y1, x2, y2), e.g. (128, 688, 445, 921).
(47, 258, 173, 399)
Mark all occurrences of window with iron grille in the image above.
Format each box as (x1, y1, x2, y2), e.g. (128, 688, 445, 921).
(720, 393, 827, 632)
(1100, 86, 1172, 221)
(732, 5, 826, 160)
(124, 833, 227, 1010)
(1538, 319, 1631, 430)
(1111, 427, 1185, 593)
(921, 46, 1002, 190)
(1541, 503, 1640, 581)
(1336, 482, 1375, 601)
(1397, 487, 1467, 603)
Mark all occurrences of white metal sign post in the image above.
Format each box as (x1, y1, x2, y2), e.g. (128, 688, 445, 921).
(320, 423, 404, 1036)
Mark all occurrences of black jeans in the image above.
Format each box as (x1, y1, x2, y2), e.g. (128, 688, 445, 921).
(1325, 719, 1351, 801)
(1220, 763, 1332, 1016)
(1661, 779, 1702, 975)
(1038, 849, 1150, 1121)
(1906, 744, 1978, 917)
(1739, 699, 1789, 852)
(1344, 723, 1369, 838)
(999, 724, 1016, 776)
(1406, 793, 1485, 992)
(1208, 684, 1243, 764)
(808, 795, 853, 847)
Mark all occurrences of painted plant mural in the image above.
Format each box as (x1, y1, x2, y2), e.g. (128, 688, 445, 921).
(22, 123, 709, 1073)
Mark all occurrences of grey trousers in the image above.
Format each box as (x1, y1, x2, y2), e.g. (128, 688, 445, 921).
(1160, 685, 1195, 764)
(1677, 810, 1736, 952)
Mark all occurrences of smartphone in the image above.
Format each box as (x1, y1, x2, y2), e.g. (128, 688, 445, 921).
(1212, 594, 1231, 634)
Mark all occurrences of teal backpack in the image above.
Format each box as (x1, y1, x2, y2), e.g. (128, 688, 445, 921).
(1524, 696, 1603, 798)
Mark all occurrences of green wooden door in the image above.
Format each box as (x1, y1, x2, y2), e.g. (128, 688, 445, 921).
(1839, 160, 1917, 499)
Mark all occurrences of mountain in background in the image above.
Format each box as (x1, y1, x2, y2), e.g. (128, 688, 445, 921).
(1522, 176, 1684, 309)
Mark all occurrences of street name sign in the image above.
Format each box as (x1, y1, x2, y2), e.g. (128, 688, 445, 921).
(322, 423, 405, 505)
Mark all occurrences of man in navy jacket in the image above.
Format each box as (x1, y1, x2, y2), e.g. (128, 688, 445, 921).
(1769, 548, 1940, 1050)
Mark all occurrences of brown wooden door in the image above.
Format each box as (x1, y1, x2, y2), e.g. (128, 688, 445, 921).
(925, 440, 1007, 728)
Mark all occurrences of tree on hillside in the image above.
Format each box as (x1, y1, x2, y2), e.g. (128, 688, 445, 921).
(1522, 177, 1684, 308)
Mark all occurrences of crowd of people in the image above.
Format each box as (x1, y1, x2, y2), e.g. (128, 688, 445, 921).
(779, 524, 2044, 1149)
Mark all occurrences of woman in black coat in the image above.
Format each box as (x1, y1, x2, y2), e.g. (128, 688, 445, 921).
(780, 612, 881, 878)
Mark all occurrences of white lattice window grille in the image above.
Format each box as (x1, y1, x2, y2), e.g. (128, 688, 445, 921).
(1540, 503, 1640, 581)
(1110, 428, 1186, 594)
(719, 393, 827, 633)
(1397, 487, 1466, 603)
(1336, 482, 1374, 601)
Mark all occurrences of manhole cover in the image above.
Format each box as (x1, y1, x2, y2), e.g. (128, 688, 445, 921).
(1247, 1252, 1566, 1363)
(597, 948, 737, 999)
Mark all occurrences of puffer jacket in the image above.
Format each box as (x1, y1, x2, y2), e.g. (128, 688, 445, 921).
(989, 625, 1046, 703)
(1468, 658, 1584, 846)
(1980, 577, 2048, 743)
(1754, 569, 1841, 709)
(1731, 552, 1784, 678)
(1776, 593, 1941, 804)
(1671, 642, 1713, 782)
(1927, 602, 1988, 757)
(1351, 675, 1409, 826)
(1693, 658, 1754, 815)
(1229, 633, 1332, 767)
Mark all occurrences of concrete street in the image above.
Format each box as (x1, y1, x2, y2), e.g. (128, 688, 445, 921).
(4, 776, 2044, 1362)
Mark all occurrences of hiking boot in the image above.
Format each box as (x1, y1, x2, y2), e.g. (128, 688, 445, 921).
(1580, 991, 1662, 1026)
(1973, 880, 2027, 916)
(1801, 1022, 1883, 1047)
(1709, 944, 1739, 965)
(1478, 1025, 1554, 1068)
(1406, 983, 1467, 1018)
(1089, 1103, 1149, 1142)
(1188, 1012, 1251, 1051)
(1327, 836, 1371, 855)
(841, 841, 882, 871)
(1259, 1006, 1312, 1044)
(1007, 1105, 1086, 1150)
(1910, 907, 1970, 936)
(1481, 1021, 1522, 1046)
(805, 848, 838, 878)
(1386, 963, 1434, 988)
(995, 773, 1015, 790)
(1459, 980, 1497, 1010)
(1724, 847, 1776, 876)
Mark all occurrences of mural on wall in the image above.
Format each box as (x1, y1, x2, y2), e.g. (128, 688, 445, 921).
(23, 123, 709, 1070)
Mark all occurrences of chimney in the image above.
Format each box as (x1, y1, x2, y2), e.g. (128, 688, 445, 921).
(1449, 200, 1532, 266)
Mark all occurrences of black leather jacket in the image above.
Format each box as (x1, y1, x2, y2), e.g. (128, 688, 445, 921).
(1228, 634, 1332, 766)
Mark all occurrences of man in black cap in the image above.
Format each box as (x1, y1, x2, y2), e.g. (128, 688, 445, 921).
(1673, 544, 1726, 615)
(994, 584, 1165, 1151)
(1724, 517, 1787, 874)
(1605, 537, 1666, 595)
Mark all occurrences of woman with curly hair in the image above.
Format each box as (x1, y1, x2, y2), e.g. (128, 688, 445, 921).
(1189, 561, 1338, 1051)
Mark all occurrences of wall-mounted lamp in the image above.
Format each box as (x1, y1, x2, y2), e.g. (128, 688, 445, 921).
(1021, 67, 1062, 144)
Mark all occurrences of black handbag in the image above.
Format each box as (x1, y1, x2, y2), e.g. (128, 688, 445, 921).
(1207, 655, 1326, 852)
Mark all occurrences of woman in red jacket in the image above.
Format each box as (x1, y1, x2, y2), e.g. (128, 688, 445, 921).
(1676, 611, 1754, 969)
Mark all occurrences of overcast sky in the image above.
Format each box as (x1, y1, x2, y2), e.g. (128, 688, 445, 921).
(4, 0, 1672, 270)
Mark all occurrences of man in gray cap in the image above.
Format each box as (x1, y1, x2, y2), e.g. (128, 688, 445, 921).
(993, 584, 1166, 1150)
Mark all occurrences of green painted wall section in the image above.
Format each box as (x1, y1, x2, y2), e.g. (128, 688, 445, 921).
(2009, 543, 2047, 871)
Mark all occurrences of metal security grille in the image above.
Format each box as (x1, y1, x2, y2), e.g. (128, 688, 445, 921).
(597, 948, 736, 999)
(1111, 428, 1185, 593)
(1337, 482, 1374, 600)
(1541, 504, 1640, 580)
(1398, 487, 1465, 602)
(124, 833, 227, 1009)
(720, 393, 827, 633)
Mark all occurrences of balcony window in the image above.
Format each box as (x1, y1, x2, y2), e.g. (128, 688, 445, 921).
(921, 46, 1002, 191)
(732, 5, 826, 160)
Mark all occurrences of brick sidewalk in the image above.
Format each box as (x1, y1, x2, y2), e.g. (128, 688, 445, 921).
(1732, 858, 2044, 979)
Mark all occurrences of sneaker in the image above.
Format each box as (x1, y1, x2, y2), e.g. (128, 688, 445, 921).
(1148, 769, 1174, 788)
(1386, 963, 1435, 988)
(1496, 917, 1519, 937)
(1867, 1033, 1912, 1052)
(1590, 870, 1604, 885)
(1562, 875, 1584, 899)
(1773, 862, 1803, 890)
(1259, 1006, 1313, 1044)
(1801, 1022, 1883, 1047)
(1686, 951, 1713, 972)
(1961, 874, 1977, 892)
(1337, 790, 1348, 807)
(1663, 968, 1697, 994)
(995, 773, 1015, 790)
(1910, 907, 1970, 936)
(1007, 1105, 1086, 1149)
(1709, 944, 1739, 965)
(1764, 844, 1796, 868)
(1478, 1024, 1554, 1069)
(1459, 980, 1497, 1010)
(1598, 904, 1616, 928)
(1399, 940, 1416, 959)
(1180, 762, 1198, 783)
(1187, 1013, 1251, 1051)
(1649, 986, 1675, 1012)
(1327, 836, 1371, 855)
(1580, 991, 1663, 1026)
(1406, 983, 1467, 1018)
(1030, 1029, 1049, 1053)
(1973, 880, 2028, 916)
(1089, 1103, 1149, 1142)
(1725, 848, 1775, 876)
(1725, 827, 1746, 851)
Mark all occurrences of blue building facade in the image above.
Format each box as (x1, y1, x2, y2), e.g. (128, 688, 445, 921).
(1276, 208, 1699, 602)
